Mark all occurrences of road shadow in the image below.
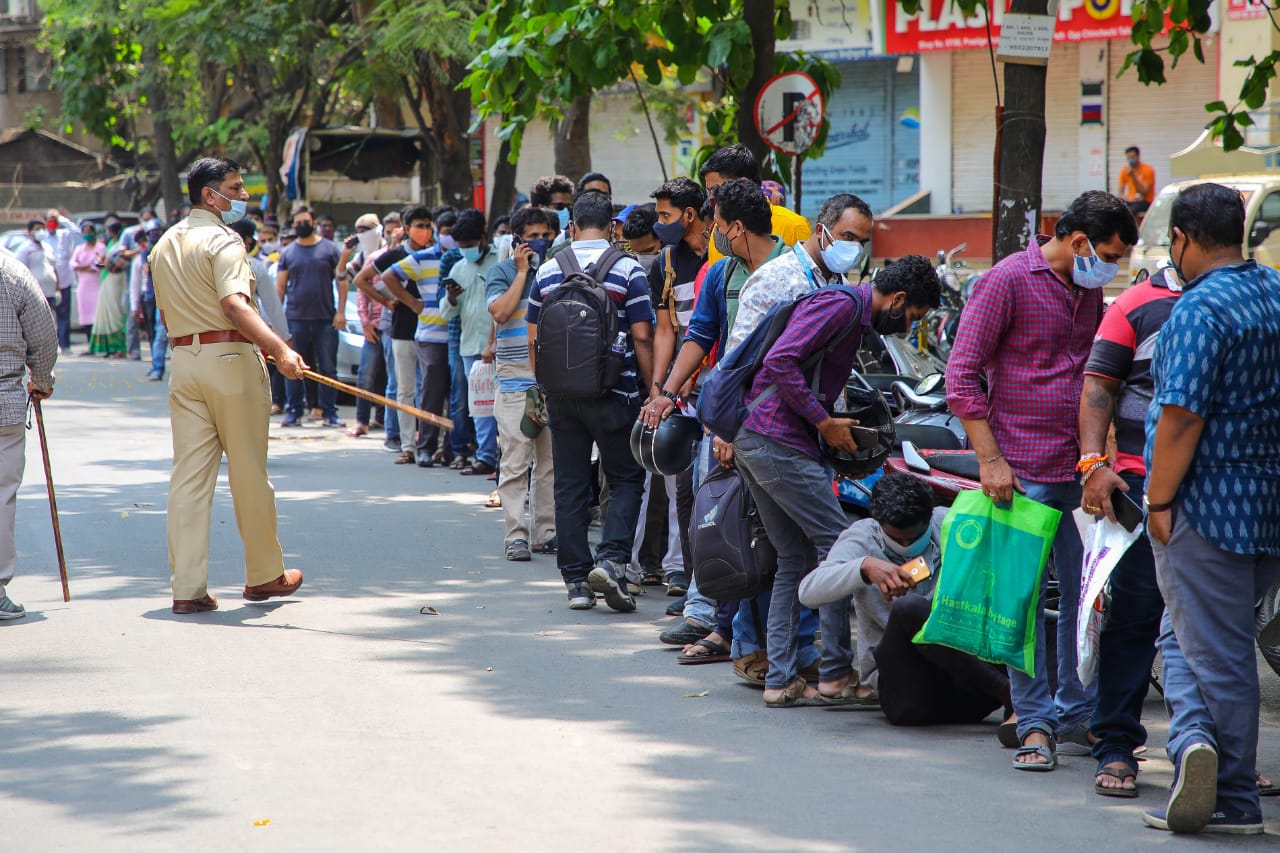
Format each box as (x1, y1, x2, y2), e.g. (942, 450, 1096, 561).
(0, 702, 214, 834)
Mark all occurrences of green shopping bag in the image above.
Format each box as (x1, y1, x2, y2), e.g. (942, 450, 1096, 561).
(913, 490, 1061, 676)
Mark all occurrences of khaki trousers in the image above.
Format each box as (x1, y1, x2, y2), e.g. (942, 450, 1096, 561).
(167, 340, 284, 599)
(494, 388, 554, 545)
(0, 421, 25, 594)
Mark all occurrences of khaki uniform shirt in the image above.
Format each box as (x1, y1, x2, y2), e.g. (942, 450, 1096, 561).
(150, 209, 254, 339)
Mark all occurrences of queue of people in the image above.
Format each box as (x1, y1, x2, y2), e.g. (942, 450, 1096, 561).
(0, 145, 1274, 840)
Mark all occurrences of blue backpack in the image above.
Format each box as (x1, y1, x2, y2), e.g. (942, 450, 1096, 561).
(696, 285, 862, 443)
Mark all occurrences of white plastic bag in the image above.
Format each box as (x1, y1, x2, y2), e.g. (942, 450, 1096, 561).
(1074, 508, 1143, 686)
(468, 360, 495, 418)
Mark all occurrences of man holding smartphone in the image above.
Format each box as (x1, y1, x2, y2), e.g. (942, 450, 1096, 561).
(798, 473, 1012, 724)
(1078, 262, 1181, 798)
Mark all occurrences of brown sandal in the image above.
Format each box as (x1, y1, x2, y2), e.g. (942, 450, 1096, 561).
(733, 649, 769, 687)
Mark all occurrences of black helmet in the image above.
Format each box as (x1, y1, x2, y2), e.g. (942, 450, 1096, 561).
(630, 414, 703, 476)
(822, 372, 894, 478)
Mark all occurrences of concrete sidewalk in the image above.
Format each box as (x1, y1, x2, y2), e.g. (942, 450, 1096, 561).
(2, 358, 1277, 851)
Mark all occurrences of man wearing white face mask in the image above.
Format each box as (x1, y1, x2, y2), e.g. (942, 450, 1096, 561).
(946, 190, 1137, 773)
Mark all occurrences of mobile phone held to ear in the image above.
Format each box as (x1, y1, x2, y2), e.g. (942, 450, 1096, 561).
(1112, 489, 1144, 533)
(901, 556, 932, 583)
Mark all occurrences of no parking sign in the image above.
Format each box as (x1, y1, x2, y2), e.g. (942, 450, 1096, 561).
(753, 71, 825, 157)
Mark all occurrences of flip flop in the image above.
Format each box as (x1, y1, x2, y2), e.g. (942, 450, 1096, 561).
(998, 717, 1020, 749)
(677, 637, 731, 665)
(485, 490, 501, 508)
(820, 686, 881, 711)
(1095, 765, 1139, 798)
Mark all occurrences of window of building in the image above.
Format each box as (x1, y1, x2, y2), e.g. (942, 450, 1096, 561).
(16, 47, 50, 93)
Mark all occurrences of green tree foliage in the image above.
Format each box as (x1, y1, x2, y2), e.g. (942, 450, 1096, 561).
(1118, 0, 1266, 152)
(40, 0, 365, 212)
(464, 0, 838, 176)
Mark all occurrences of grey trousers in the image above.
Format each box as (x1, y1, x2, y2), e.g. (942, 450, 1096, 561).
(734, 428, 854, 690)
(1154, 511, 1280, 819)
(0, 422, 26, 594)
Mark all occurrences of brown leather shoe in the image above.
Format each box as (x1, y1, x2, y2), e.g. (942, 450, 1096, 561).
(172, 594, 218, 614)
(244, 569, 304, 601)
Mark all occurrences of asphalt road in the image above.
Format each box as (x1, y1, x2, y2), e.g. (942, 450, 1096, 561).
(3, 357, 1278, 851)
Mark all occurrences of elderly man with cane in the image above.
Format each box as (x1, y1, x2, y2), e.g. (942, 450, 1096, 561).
(149, 156, 308, 614)
(0, 249, 57, 619)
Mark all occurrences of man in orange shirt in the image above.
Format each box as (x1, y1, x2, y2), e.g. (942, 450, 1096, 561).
(1118, 146, 1155, 216)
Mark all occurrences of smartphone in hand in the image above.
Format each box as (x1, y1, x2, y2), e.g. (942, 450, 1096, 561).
(1111, 489, 1144, 533)
(901, 556, 932, 583)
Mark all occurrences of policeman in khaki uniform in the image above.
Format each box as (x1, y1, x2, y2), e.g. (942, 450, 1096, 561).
(149, 157, 308, 614)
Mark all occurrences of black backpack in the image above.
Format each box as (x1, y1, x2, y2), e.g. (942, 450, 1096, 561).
(690, 466, 778, 600)
(535, 246, 628, 399)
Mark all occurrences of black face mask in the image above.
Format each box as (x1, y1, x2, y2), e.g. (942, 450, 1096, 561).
(873, 302, 908, 335)
(294, 223, 315, 239)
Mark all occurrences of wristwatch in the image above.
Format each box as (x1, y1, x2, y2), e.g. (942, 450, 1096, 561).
(1142, 494, 1173, 513)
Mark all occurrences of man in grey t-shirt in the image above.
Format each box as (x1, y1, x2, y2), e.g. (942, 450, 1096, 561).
(799, 472, 1010, 726)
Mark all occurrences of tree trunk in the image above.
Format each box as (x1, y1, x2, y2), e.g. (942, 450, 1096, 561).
(736, 0, 778, 169)
(553, 94, 592, 184)
(143, 48, 182, 217)
(489, 134, 517, 218)
(421, 57, 475, 210)
(993, 0, 1048, 261)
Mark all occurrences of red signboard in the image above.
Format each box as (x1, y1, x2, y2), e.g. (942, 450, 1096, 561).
(1227, 0, 1268, 20)
(885, 0, 1168, 53)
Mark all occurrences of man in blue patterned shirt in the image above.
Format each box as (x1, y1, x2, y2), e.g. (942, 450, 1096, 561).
(1142, 182, 1280, 836)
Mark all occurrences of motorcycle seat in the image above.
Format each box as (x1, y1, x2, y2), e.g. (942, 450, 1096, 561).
(925, 451, 980, 481)
(895, 423, 963, 451)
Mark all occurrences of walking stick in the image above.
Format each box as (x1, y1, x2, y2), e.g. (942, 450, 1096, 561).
(31, 397, 70, 602)
(266, 357, 454, 431)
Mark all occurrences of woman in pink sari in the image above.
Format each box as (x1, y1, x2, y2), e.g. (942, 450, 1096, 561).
(71, 223, 104, 350)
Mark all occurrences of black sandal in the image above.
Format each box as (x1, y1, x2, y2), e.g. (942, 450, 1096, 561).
(1095, 759, 1139, 798)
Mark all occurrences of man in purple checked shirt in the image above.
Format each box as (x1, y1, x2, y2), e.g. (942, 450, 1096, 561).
(946, 190, 1137, 772)
(735, 258, 940, 708)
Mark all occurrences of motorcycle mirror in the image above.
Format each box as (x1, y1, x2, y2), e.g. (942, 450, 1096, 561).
(916, 373, 944, 396)
(903, 441, 932, 475)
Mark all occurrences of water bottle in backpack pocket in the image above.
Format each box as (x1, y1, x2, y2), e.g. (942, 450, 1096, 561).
(534, 246, 629, 399)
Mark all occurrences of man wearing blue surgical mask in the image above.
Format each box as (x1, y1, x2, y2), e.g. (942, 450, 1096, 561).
(946, 190, 1137, 774)
(725, 192, 874, 353)
(440, 209, 500, 477)
(798, 472, 1012, 725)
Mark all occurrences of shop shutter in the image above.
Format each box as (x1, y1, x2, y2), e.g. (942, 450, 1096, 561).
(952, 43, 1080, 213)
(1107, 39, 1220, 188)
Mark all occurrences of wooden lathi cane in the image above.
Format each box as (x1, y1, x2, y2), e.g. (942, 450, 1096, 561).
(32, 398, 70, 602)
(267, 357, 454, 432)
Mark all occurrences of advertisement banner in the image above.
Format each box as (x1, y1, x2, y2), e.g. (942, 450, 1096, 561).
(884, 0, 1211, 53)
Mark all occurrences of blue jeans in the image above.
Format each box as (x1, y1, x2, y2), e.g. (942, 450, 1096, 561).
(285, 319, 338, 419)
(462, 355, 498, 466)
(1154, 510, 1280, 820)
(734, 429, 852, 690)
(448, 336, 473, 456)
(55, 287, 71, 350)
(380, 331, 399, 442)
(1011, 479, 1093, 740)
(731, 589, 821, 670)
(143, 297, 167, 377)
(546, 394, 645, 584)
(1090, 472, 1163, 765)
(355, 337, 384, 426)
